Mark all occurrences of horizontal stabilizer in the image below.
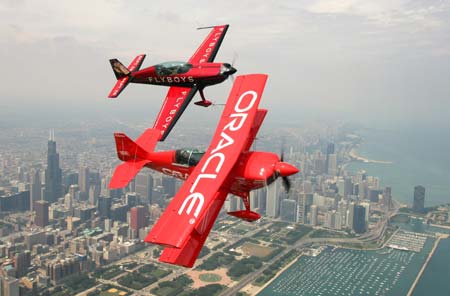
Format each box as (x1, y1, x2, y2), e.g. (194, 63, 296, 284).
(109, 160, 147, 189)
(108, 77, 130, 98)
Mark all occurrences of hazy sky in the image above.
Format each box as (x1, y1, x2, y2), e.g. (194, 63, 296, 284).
(1, 0, 450, 130)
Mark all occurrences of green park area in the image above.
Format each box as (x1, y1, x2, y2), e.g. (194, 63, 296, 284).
(309, 228, 353, 239)
(199, 273, 222, 283)
(50, 274, 97, 296)
(117, 264, 170, 290)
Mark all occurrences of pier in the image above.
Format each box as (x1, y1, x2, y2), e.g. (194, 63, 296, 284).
(407, 234, 449, 296)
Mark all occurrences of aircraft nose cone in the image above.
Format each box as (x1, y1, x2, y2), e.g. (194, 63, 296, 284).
(275, 162, 299, 177)
(228, 67, 237, 75)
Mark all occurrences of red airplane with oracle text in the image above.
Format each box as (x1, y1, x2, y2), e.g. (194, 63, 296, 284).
(107, 24, 236, 141)
(109, 74, 299, 267)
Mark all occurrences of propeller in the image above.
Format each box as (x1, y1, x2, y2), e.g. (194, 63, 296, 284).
(229, 52, 238, 83)
(280, 147, 291, 193)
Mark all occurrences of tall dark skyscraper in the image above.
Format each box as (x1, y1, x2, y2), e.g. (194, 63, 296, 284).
(44, 131, 62, 203)
(34, 200, 49, 227)
(413, 185, 425, 213)
(30, 168, 42, 212)
(98, 196, 112, 218)
(325, 142, 335, 174)
(353, 205, 366, 233)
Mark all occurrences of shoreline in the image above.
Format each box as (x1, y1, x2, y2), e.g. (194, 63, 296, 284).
(251, 254, 303, 295)
(348, 147, 393, 164)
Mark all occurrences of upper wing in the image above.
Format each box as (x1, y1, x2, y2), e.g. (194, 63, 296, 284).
(243, 109, 268, 151)
(145, 74, 268, 250)
(188, 25, 229, 64)
(152, 86, 198, 141)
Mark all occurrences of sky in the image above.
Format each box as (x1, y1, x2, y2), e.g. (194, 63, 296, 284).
(1, 0, 450, 131)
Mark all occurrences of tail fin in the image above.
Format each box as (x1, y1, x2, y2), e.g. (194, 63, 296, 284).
(109, 128, 160, 189)
(108, 54, 146, 98)
(110, 59, 131, 79)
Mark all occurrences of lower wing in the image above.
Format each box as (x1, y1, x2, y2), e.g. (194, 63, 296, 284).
(158, 190, 228, 267)
(153, 86, 198, 141)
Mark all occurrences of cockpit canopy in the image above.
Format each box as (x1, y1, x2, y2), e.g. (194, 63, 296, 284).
(155, 61, 192, 76)
(175, 148, 205, 167)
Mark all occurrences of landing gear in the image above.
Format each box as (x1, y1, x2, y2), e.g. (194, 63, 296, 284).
(227, 192, 261, 222)
(194, 88, 212, 107)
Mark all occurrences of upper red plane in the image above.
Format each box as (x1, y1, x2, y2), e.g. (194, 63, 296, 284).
(109, 74, 299, 267)
(107, 24, 236, 141)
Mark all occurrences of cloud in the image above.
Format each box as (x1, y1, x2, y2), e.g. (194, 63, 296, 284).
(306, 0, 448, 29)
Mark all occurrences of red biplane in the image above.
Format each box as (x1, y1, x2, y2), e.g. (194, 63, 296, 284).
(108, 24, 236, 141)
(109, 74, 299, 267)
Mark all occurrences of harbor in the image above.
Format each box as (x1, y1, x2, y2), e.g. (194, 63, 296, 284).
(258, 219, 449, 296)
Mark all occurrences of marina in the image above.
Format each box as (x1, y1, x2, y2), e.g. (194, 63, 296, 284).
(386, 230, 428, 252)
(258, 241, 433, 296)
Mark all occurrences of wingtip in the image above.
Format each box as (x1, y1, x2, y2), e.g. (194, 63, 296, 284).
(197, 24, 229, 30)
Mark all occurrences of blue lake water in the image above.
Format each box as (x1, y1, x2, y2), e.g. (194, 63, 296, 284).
(346, 127, 450, 206)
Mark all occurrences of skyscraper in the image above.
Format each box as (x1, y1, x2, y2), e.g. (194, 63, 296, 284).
(135, 173, 153, 203)
(98, 196, 112, 219)
(296, 193, 306, 224)
(413, 185, 425, 213)
(130, 206, 147, 231)
(78, 166, 90, 199)
(44, 131, 62, 203)
(162, 176, 176, 197)
(353, 205, 366, 233)
(29, 168, 41, 212)
(266, 182, 279, 218)
(14, 250, 31, 277)
(280, 199, 297, 222)
(325, 142, 335, 174)
(34, 200, 49, 227)
(310, 204, 318, 226)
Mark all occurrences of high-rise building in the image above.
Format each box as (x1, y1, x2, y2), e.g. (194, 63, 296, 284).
(325, 143, 335, 174)
(97, 196, 112, 218)
(347, 202, 355, 229)
(266, 182, 279, 218)
(258, 188, 267, 214)
(2, 277, 19, 296)
(327, 154, 337, 176)
(34, 200, 49, 227)
(384, 187, 392, 210)
(29, 168, 41, 212)
(310, 205, 318, 226)
(14, 250, 31, 277)
(353, 205, 366, 233)
(135, 173, 153, 204)
(130, 206, 147, 231)
(413, 185, 425, 213)
(44, 131, 62, 203)
(88, 185, 100, 206)
(162, 176, 176, 197)
(280, 199, 297, 222)
(296, 193, 306, 224)
(344, 177, 353, 198)
(78, 166, 90, 199)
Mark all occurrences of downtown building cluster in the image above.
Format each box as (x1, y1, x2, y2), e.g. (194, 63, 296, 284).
(0, 134, 180, 295)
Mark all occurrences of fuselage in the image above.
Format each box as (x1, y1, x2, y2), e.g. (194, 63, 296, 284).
(130, 61, 236, 88)
(145, 149, 284, 196)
